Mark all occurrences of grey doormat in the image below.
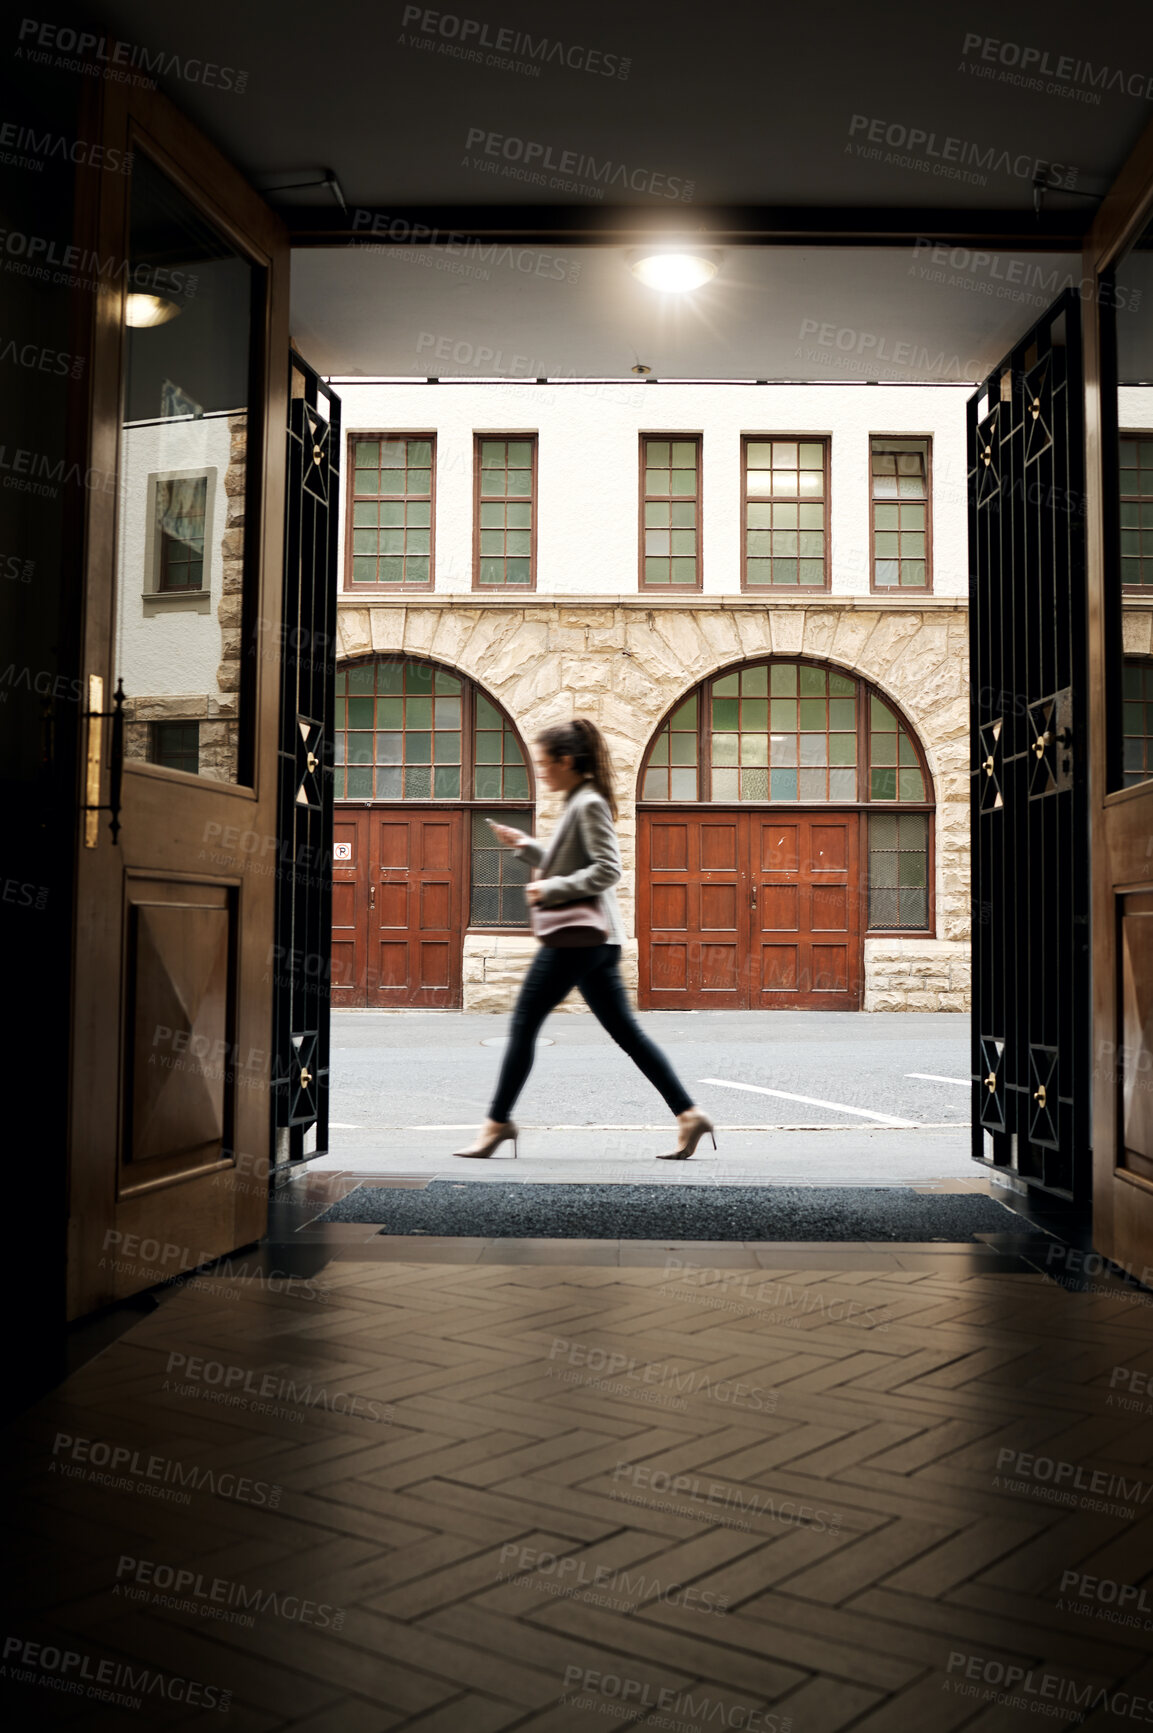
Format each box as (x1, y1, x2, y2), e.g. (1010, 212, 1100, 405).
(314, 1182, 1020, 1241)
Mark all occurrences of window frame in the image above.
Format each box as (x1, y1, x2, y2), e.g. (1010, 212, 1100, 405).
(1121, 654, 1153, 786)
(1119, 430, 1153, 593)
(637, 432, 703, 591)
(150, 719, 200, 776)
(740, 434, 831, 593)
(142, 467, 216, 612)
(343, 431, 437, 592)
(636, 656, 935, 934)
(472, 432, 538, 592)
(868, 433, 933, 595)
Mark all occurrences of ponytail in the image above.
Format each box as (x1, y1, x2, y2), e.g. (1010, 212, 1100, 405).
(536, 717, 618, 820)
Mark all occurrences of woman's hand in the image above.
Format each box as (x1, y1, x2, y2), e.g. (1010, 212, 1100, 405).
(489, 823, 527, 848)
(524, 883, 543, 905)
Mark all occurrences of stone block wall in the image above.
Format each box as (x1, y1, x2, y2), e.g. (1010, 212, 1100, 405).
(339, 594, 973, 1011)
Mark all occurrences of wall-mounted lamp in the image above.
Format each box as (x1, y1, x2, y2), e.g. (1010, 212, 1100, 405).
(125, 292, 181, 328)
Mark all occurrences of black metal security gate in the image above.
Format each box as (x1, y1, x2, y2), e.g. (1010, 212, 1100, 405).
(270, 356, 341, 1161)
(968, 290, 1090, 1199)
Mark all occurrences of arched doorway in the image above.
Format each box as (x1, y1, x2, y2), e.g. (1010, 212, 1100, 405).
(636, 657, 935, 1009)
(331, 656, 534, 1006)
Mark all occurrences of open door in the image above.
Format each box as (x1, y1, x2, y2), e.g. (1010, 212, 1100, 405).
(68, 77, 289, 1314)
(1085, 123, 1153, 1275)
(968, 291, 1091, 1202)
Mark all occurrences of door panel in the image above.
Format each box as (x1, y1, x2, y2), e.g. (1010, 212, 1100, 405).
(331, 813, 363, 999)
(68, 80, 289, 1316)
(640, 813, 744, 1008)
(751, 814, 860, 1009)
(367, 809, 464, 1008)
(638, 810, 862, 1009)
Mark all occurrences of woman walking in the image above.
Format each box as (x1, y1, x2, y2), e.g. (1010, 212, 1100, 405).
(453, 718, 716, 1162)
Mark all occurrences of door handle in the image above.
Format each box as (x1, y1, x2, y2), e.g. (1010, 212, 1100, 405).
(82, 675, 126, 847)
(368, 883, 376, 910)
(750, 884, 757, 909)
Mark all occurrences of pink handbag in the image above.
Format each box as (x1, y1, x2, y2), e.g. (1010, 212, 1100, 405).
(530, 896, 611, 949)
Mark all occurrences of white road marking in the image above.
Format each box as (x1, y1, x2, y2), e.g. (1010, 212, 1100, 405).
(906, 1073, 971, 1087)
(697, 1077, 918, 1127)
(328, 1123, 364, 1129)
(366, 1121, 959, 1133)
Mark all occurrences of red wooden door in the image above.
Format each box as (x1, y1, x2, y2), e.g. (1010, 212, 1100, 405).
(638, 810, 863, 1010)
(330, 812, 364, 1002)
(368, 810, 464, 1008)
(751, 813, 861, 1008)
(640, 812, 745, 1008)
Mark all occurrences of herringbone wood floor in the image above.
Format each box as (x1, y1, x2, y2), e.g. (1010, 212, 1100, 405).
(5, 1240, 1153, 1730)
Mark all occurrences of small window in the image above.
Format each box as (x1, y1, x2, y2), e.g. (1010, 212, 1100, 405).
(474, 694, 530, 799)
(1122, 658, 1153, 786)
(743, 438, 828, 589)
(871, 437, 930, 590)
(868, 812, 929, 929)
(1120, 436, 1153, 590)
(470, 809, 532, 927)
(641, 435, 701, 587)
(349, 436, 434, 588)
(150, 720, 199, 775)
(156, 475, 207, 591)
(642, 695, 699, 800)
(475, 436, 536, 588)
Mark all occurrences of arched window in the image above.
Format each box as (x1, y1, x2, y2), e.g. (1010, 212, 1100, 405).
(334, 657, 531, 802)
(640, 658, 934, 932)
(333, 657, 534, 932)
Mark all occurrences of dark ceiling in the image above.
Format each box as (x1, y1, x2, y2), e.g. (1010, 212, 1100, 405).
(95, 0, 1153, 220)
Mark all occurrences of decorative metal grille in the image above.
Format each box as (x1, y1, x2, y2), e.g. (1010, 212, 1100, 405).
(271, 358, 341, 1159)
(968, 292, 1089, 1199)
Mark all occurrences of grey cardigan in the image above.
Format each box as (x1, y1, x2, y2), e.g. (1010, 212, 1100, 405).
(514, 782, 626, 946)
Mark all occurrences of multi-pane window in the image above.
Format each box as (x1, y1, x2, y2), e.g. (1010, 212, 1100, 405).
(474, 694, 530, 798)
(333, 658, 530, 802)
(640, 660, 932, 932)
(350, 437, 433, 587)
(868, 813, 929, 929)
(641, 695, 699, 800)
(150, 720, 199, 774)
(1122, 658, 1153, 786)
(711, 663, 857, 801)
(476, 437, 535, 587)
(869, 695, 926, 800)
(335, 660, 462, 799)
(871, 437, 930, 589)
(1120, 436, 1153, 589)
(641, 436, 700, 586)
(743, 438, 827, 588)
(470, 810, 531, 926)
(156, 475, 207, 591)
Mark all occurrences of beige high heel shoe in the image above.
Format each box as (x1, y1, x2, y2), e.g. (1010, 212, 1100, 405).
(656, 1109, 716, 1160)
(452, 1121, 518, 1159)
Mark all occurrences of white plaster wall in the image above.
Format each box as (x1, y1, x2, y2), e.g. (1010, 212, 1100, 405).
(334, 381, 971, 597)
(118, 415, 232, 697)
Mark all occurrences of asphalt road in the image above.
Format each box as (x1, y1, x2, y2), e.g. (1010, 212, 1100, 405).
(318, 1009, 978, 1183)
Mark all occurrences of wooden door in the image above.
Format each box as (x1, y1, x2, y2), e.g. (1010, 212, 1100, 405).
(331, 811, 364, 1002)
(1085, 123, 1153, 1272)
(68, 82, 289, 1314)
(638, 810, 862, 1009)
(640, 811, 745, 1008)
(751, 814, 861, 1008)
(367, 809, 465, 1007)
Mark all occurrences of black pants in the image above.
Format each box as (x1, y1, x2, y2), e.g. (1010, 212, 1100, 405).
(489, 944, 694, 1122)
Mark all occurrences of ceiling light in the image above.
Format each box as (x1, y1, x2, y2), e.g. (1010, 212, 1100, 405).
(629, 250, 719, 292)
(125, 292, 181, 328)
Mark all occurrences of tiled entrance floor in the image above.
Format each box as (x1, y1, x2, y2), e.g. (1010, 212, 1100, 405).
(6, 1214, 1153, 1730)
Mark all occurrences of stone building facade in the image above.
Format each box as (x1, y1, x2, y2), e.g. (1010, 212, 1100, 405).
(330, 378, 987, 1012)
